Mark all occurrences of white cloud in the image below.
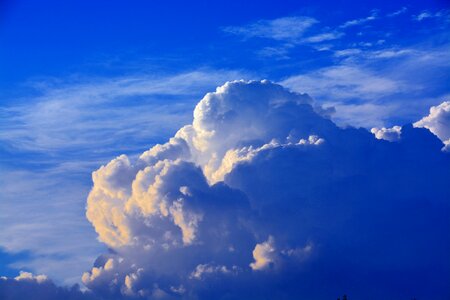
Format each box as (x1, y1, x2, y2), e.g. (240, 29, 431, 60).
(222, 16, 318, 42)
(250, 236, 277, 271)
(0, 70, 245, 154)
(14, 271, 49, 284)
(0, 169, 104, 286)
(417, 11, 432, 20)
(190, 264, 238, 280)
(371, 126, 402, 141)
(387, 7, 408, 17)
(281, 65, 402, 101)
(414, 101, 450, 151)
(413, 10, 447, 21)
(79, 80, 450, 299)
(302, 32, 344, 43)
(0, 273, 98, 300)
(340, 10, 378, 28)
(334, 48, 363, 57)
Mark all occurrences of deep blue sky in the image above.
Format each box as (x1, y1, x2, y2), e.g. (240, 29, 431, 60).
(0, 0, 449, 286)
(1, 0, 448, 88)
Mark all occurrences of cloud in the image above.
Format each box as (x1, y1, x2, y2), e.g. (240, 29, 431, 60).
(414, 101, 450, 151)
(223, 16, 345, 59)
(249, 236, 277, 271)
(281, 65, 402, 101)
(413, 10, 449, 21)
(387, 7, 408, 17)
(77, 80, 450, 300)
(340, 10, 378, 28)
(0, 272, 100, 300)
(371, 125, 402, 141)
(281, 41, 450, 128)
(222, 16, 318, 42)
(13, 271, 49, 284)
(302, 31, 344, 43)
(190, 264, 239, 280)
(0, 70, 245, 154)
(0, 69, 247, 286)
(0, 169, 104, 286)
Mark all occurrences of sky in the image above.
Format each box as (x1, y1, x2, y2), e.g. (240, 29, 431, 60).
(0, 0, 449, 299)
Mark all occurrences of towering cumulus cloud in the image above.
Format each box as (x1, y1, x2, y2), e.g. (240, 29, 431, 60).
(414, 101, 450, 152)
(83, 81, 450, 300)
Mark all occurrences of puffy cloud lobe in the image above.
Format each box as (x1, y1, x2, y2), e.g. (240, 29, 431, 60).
(371, 125, 402, 141)
(14, 271, 49, 283)
(414, 101, 450, 151)
(250, 236, 277, 271)
(82, 81, 450, 299)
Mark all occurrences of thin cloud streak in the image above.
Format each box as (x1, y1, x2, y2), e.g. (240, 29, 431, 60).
(222, 16, 318, 42)
(0, 70, 246, 154)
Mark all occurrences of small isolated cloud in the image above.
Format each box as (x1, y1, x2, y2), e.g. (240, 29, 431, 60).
(302, 31, 344, 43)
(76, 80, 449, 300)
(371, 126, 402, 141)
(250, 236, 277, 271)
(387, 7, 408, 17)
(414, 11, 433, 21)
(334, 48, 363, 57)
(340, 10, 378, 28)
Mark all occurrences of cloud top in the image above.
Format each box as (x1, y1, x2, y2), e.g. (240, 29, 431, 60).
(414, 101, 450, 151)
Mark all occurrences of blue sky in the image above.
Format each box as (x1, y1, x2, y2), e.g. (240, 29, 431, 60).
(0, 0, 449, 297)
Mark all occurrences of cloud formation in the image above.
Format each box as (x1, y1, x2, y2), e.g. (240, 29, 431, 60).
(78, 80, 450, 300)
(222, 17, 318, 42)
(339, 10, 378, 28)
(0, 272, 100, 300)
(414, 101, 450, 151)
(370, 125, 402, 141)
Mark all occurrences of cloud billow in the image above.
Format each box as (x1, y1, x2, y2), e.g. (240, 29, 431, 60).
(68, 81, 450, 299)
(0, 272, 101, 300)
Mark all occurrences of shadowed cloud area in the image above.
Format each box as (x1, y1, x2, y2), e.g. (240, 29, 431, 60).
(2, 81, 449, 299)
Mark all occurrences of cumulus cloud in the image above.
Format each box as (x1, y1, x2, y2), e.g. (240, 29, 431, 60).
(250, 236, 277, 271)
(0, 271, 100, 300)
(14, 271, 49, 284)
(414, 101, 450, 151)
(371, 125, 402, 141)
(76, 80, 450, 299)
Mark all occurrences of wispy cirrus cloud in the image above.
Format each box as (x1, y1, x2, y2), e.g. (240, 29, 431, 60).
(339, 10, 378, 28)
(222, 16, 345, 60)
(0, 70, 246, 155)
(413, 9, 450, 21)
(302, 31, 344, 43)
(222, 16, 318, 42)
(0, 169, 103, 285)
(282, 64, 403, 101)
(282, 43, 450, 127)
(387, 6, 408, 17)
